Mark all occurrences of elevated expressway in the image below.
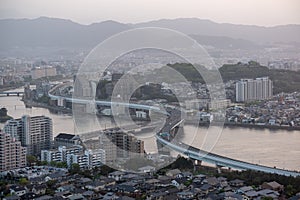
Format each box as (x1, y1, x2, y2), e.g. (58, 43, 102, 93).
(49, 83, 300, 177)
(48, 83, 168, 115)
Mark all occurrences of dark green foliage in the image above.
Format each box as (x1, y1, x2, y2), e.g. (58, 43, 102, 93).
(45, 180, 57, 196)
(19, 178, 29, 185)
(218, 170, 300, 197)
(261, 197, 273, 200)
(166, 63, 207, 83)
(49, 161, 68, 168)
(0, 107, 12, 123)
(166, 62, 300, 94)
(0, 107, 8, 117)
(69, 163, 81, 174)
(219, 63, 300, 93)
(99, 165, 115, 176)
(26, 155, 38, 166)
(36, 95, 50, 104)
(159, 156, 194, 173)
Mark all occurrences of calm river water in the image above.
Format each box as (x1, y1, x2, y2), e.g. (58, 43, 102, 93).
(0, 89, 299, 171)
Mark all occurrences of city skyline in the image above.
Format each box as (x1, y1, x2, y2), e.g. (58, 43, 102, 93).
(0, 0, 300, 26)
(0, 1, 299, 198)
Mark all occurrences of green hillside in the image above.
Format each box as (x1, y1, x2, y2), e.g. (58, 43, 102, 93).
(167, 62, 300, 94)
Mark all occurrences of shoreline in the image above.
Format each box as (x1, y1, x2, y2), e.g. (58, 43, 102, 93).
(223, 122, 300, 131)
(20, 99, 300, 132)
(23, 100, 72, 114)
(184, 120, 300, 131)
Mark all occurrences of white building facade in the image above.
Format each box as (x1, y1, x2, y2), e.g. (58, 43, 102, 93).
(236, 77, 273, 102)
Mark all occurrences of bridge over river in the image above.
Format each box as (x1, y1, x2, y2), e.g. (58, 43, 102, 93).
(156, 134, 300, 177)
(49, 83, 300, 177)
(0, 91, 24, 96)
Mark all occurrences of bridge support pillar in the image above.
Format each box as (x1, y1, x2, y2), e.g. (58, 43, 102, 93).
(190, 159, 202, 172)
(86, 102, 97, 114)
(216, 164, 223, 173)
(194, 160, 202, 166)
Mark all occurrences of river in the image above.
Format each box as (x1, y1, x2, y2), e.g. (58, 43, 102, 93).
(0, 89, 299, 171)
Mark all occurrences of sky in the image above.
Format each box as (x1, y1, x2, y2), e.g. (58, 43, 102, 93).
(0, 0, 299, 26)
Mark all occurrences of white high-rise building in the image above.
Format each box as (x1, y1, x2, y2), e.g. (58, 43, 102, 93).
(4, 115, 53, 156)
(3, 119, 22, 141)
(235, 81, 247, 102)
(235, 77, 273, 102)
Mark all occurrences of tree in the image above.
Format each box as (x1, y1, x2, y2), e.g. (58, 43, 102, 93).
(69, 163, 81, 174)
(46, 180, 57, 188)
(100, 165, 115, 176)
(285, 184, 296, 197)
(261, 197, 273, 200)
(40, 161, 48, 166)
(19, 178, 29, 186)
(56, 162, 67, 168)
(37, 95, 50, 104)
(0, 108, 8, 117)
(50, 161, 57, 167)
(26, 155, 38, 166)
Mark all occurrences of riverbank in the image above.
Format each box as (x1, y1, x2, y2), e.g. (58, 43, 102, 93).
(185, 120, 300, 131)
(23, 100, 300, 131)
(223, 122, 300, 131)
(0, 84, 23, 92)
(23, 100, 72, 114)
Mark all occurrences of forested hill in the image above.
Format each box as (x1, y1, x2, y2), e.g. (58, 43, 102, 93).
(167, 62, 300, 94)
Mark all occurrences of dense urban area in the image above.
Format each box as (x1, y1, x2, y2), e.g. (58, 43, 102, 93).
(1, 14, 300, 200)
(1, 57, 300, 200)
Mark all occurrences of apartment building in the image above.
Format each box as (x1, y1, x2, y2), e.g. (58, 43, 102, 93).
(4, 115, 53, 156)
(0, 131, 26, 172)
(236, 77, 273, 102)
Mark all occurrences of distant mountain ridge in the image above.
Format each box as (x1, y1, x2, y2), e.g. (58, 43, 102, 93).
(0, 17, 131, 49)
(0, 17, 299, 55)
(135, 18, 300, 43)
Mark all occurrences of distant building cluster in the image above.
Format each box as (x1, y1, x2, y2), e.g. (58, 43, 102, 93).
(268, 60, 300, 71)
(31, 66, 57, 79)
(24, 81, 52, 101)
(185, 99, 231, 111)
(85, 129, 145, 165)
(227, 92, 300, 127)
(41, 130, 145, 169)
(41, 133, 106, 169)
(235, 77, 273, 102)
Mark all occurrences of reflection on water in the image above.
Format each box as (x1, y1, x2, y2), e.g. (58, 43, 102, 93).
(0, 95, 115, 135)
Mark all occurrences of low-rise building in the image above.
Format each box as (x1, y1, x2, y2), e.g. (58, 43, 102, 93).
(54, 133, 82, 148)
(41, 145, 83, 163)
(66, 149, 106, 169)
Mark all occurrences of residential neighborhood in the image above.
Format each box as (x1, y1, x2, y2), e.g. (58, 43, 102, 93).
(1, 157, 300, 200)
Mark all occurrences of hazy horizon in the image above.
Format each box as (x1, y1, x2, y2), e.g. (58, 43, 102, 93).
(0, 0, 299, 27)
(1, 16, 300, 28)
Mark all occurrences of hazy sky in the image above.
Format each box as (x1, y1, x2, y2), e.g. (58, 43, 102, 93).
(0, 0, 299, 26)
